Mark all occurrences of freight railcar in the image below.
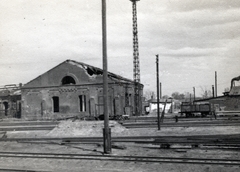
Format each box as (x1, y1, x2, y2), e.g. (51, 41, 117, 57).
(179, 102, 214, 117)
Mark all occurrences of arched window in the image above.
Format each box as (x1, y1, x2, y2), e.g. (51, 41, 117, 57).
(61, 76, 76, 85)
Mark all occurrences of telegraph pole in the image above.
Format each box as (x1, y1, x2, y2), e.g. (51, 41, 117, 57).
(215, 71, 217, 97)
(156, 55, 160, 130)
(102, 0, 111, 154)
(193, 87, 195, 103)
(212, 85, 215, 97)
(160, 82, 162, 99)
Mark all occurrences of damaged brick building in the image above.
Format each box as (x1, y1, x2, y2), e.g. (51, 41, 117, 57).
(21, 60, 143, 120)
(0, 84, 21, 118)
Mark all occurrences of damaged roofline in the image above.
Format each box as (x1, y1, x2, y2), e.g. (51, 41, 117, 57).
(68, 59, 141, 85)
(23, 59, 143, 87)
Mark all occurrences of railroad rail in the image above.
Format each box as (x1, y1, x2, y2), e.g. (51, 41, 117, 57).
(1, 119, 240, 131)
(0, 126, 55, 131)
(122, 120, 240, 128)
(0, 115, 239, 132)
(128, 116, 240, 122)
(0, 121, 58, 126)
(0, 168, 51, 172)
(1, 134, 240, 141)
(0, 121, 57, 131)
(1, 134, 240, 150)
(0, 151, 239, 166)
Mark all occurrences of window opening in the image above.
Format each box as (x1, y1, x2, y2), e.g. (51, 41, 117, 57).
(61, 76, 76, 85)
(3, 102, 8, 116)
(125, 93, 132, 106)
(79, 95, 86, 112)
(52, 96, 59, 112)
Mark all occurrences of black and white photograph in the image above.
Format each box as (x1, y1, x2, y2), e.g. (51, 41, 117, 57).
(0, 0, 240, 171)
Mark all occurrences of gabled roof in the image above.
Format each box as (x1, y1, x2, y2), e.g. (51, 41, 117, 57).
(24, 59, 142, 87)
(66, 60, 137, 84)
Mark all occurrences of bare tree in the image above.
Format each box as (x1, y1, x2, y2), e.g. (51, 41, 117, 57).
(143, 90, 155, 100)
(200, 86, 212, 98)
(162, 95, 169, 99)
(171, 92, 185, 100)
(183, 92, 191, 102)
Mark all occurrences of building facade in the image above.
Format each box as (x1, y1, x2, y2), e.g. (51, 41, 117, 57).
(0, 85, 21, 118)
(21, 60, 143, 120)
(194, 76, 240, 112)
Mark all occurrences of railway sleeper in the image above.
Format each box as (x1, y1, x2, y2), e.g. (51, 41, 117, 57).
(159, 143, 200, 149)
(160, 143, 171, 149)
(159, 142, 240, 150)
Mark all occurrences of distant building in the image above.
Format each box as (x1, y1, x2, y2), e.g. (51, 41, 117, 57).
(148, 98, 173, 113)
(21, 60, 144, 120)
(194, 75, 240, 111)
(0, 84, 21, 118)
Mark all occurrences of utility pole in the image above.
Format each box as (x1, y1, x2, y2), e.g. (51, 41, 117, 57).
(156, 55, 160, 130)
(160, 82, 162, 99)
(193, 87, 195, 103)
(215, 71, 217, 97)
(130, 0, 141, 117)
(212, 85, 215, 97)
(102, 0, 111, 154)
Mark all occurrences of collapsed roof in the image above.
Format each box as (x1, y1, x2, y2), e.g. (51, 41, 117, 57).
(67, 59, 140, 84)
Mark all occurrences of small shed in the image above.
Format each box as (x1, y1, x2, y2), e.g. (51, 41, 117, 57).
(148, 98, 173, 113)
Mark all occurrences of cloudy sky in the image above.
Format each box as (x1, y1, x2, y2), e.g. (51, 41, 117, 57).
(1, 0, 240, 97)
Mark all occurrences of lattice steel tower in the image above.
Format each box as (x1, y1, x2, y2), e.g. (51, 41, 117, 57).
(130, 0, 140, 83)
(130, 0, 141, 116)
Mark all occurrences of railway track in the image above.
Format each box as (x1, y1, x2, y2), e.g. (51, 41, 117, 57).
(0, 152, 240, 166)
(122, 120, 240, 128)
(0, 126, 55, 131)
(0, 121, 57, 131)
(122, 114, 240, 128)
(0, 151, 239, 166)
(2, 120, 234, 131)
(0, 168, 51, 172)
(0, 121, 59, 131)
(0, 121, 58, 126)
(0, 133, 239, 141)
(1, 134, 240, 150)
(129, 114, 240, 121)
(0, 115, 239, 131)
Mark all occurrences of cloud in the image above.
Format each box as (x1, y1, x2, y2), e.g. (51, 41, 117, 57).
(0, 0, 240, 97)
(166, 0, 240, 12)
(139, 7, 240, 50)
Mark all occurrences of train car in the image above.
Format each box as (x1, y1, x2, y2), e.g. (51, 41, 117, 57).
(179, 102, 214, 117)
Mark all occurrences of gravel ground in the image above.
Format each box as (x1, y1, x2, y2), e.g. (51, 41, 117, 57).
(0, 120, 240, 172)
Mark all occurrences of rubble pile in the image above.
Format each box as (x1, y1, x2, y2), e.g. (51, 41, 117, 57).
(47, 120, 133, 137)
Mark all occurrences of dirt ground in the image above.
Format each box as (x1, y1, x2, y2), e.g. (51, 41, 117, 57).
(0, 119, 240, 172)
